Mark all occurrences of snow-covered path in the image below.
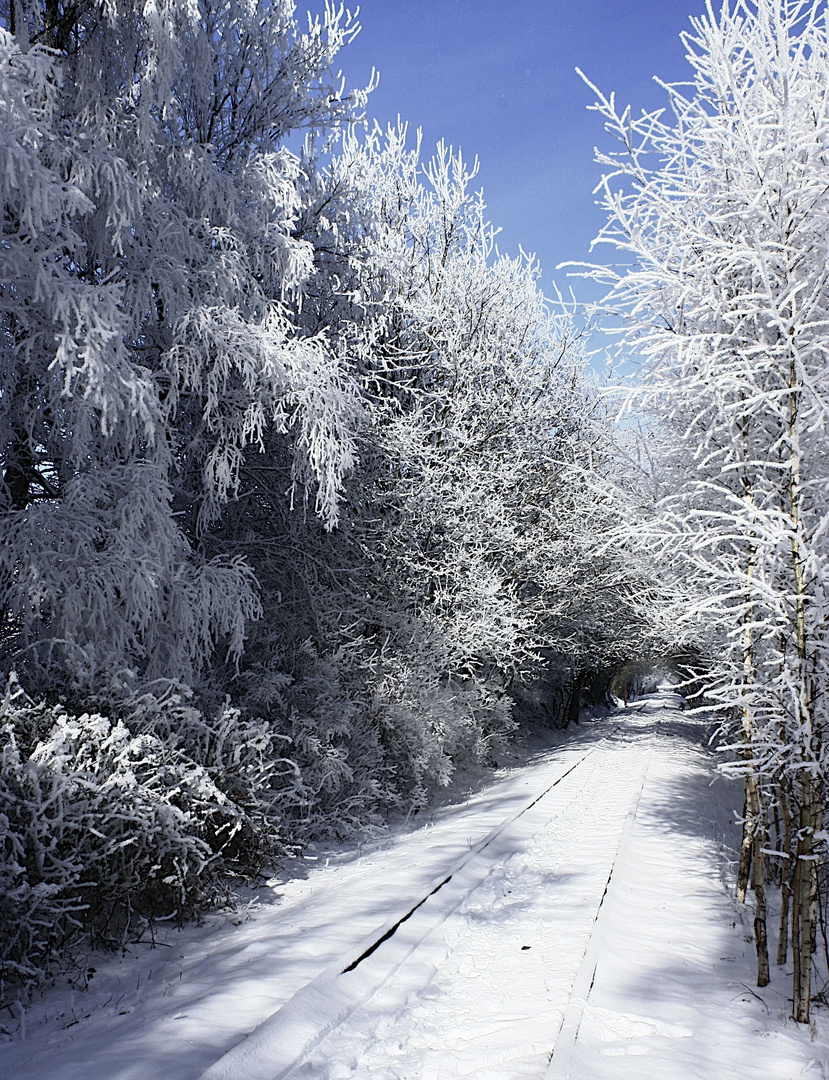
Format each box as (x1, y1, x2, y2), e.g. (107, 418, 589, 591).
(3, 693, 828, 1079)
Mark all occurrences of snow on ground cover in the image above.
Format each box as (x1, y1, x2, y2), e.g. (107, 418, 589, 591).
(549, 699, 828, 1079)
(2, 693, 828, 1079)
(0, 722, 581, 1079)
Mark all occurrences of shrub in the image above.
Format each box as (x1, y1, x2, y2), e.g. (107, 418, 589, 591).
(0, 674, 289, 1004)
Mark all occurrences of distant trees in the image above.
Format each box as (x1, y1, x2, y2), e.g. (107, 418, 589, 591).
(582, 0, 829, 1020)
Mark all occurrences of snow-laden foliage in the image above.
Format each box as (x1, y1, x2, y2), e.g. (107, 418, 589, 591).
(0, 1, 365, 688)
(218, 128, 635, 815)
(0, 0, 371, 993)
(0, 0, 637, 999)
(0, 673, 299, 1004)
(2, 465, 262, 686)
(580, 0, 829, 1017)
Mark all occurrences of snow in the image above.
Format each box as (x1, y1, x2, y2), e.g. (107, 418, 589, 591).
(2, 692, 827, 1079)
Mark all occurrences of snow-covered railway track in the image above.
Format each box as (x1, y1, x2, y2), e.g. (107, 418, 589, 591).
(197, 725, 655, 1080)
(543, 747, 652, 1078)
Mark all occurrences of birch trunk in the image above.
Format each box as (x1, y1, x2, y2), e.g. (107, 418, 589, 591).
(786, 354, 820, 1024)
(737, 541, 768, 979)
(748, 783, 770, 986)
(777, 780, 793, 967)
(793, 778, 814, 1023)
(737, 785, 753, 904)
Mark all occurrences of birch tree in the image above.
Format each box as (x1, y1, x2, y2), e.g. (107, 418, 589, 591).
(579, 0, 829, 1019)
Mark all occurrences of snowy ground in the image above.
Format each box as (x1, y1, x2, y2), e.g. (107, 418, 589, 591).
(2, 691, 828, 1079)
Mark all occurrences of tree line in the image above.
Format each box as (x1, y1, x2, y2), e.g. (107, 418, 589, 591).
(0, 0, 639, 1003)
(578, 0, 829, 1023)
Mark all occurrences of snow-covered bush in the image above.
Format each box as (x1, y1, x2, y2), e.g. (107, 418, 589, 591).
(264, 651, 515, 835)
(0, 674, 294, 1004)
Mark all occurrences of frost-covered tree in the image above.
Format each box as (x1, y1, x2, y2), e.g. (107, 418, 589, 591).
(0, 1, 639, 996)
(0, 0, 374, 997)
(579, 0, 829, 1019)
(0, 0, 366, 689)
(214, 126, 635, 816)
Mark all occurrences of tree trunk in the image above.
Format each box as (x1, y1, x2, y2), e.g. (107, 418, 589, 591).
(749, 787, 769, 986)
(791, 772, 822, 1023)
(793, 771, 819, 1023)
(737, 537, 758, 909)
(1, 369, 37, 636)
(777, 780, 793, 967)
(566, 672, 584, 727)
(785, 353, 821, 1023)
(792, 824, 803, 1018)
(3, 431, 35, 513)
(737, 785, 753, 904)
(771, 791, 782, 886)
(794, 777, 811, 1019)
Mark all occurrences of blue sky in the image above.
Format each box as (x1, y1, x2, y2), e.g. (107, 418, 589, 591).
(315, 0, 709, 310)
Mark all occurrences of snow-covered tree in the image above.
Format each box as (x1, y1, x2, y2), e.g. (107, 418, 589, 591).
(0, 0, 371, 995)
(0, 0, 366, 689)
(579, 0, 829, 1019)
(0, 1, 642, 994)
(217, 126, 636, 814)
